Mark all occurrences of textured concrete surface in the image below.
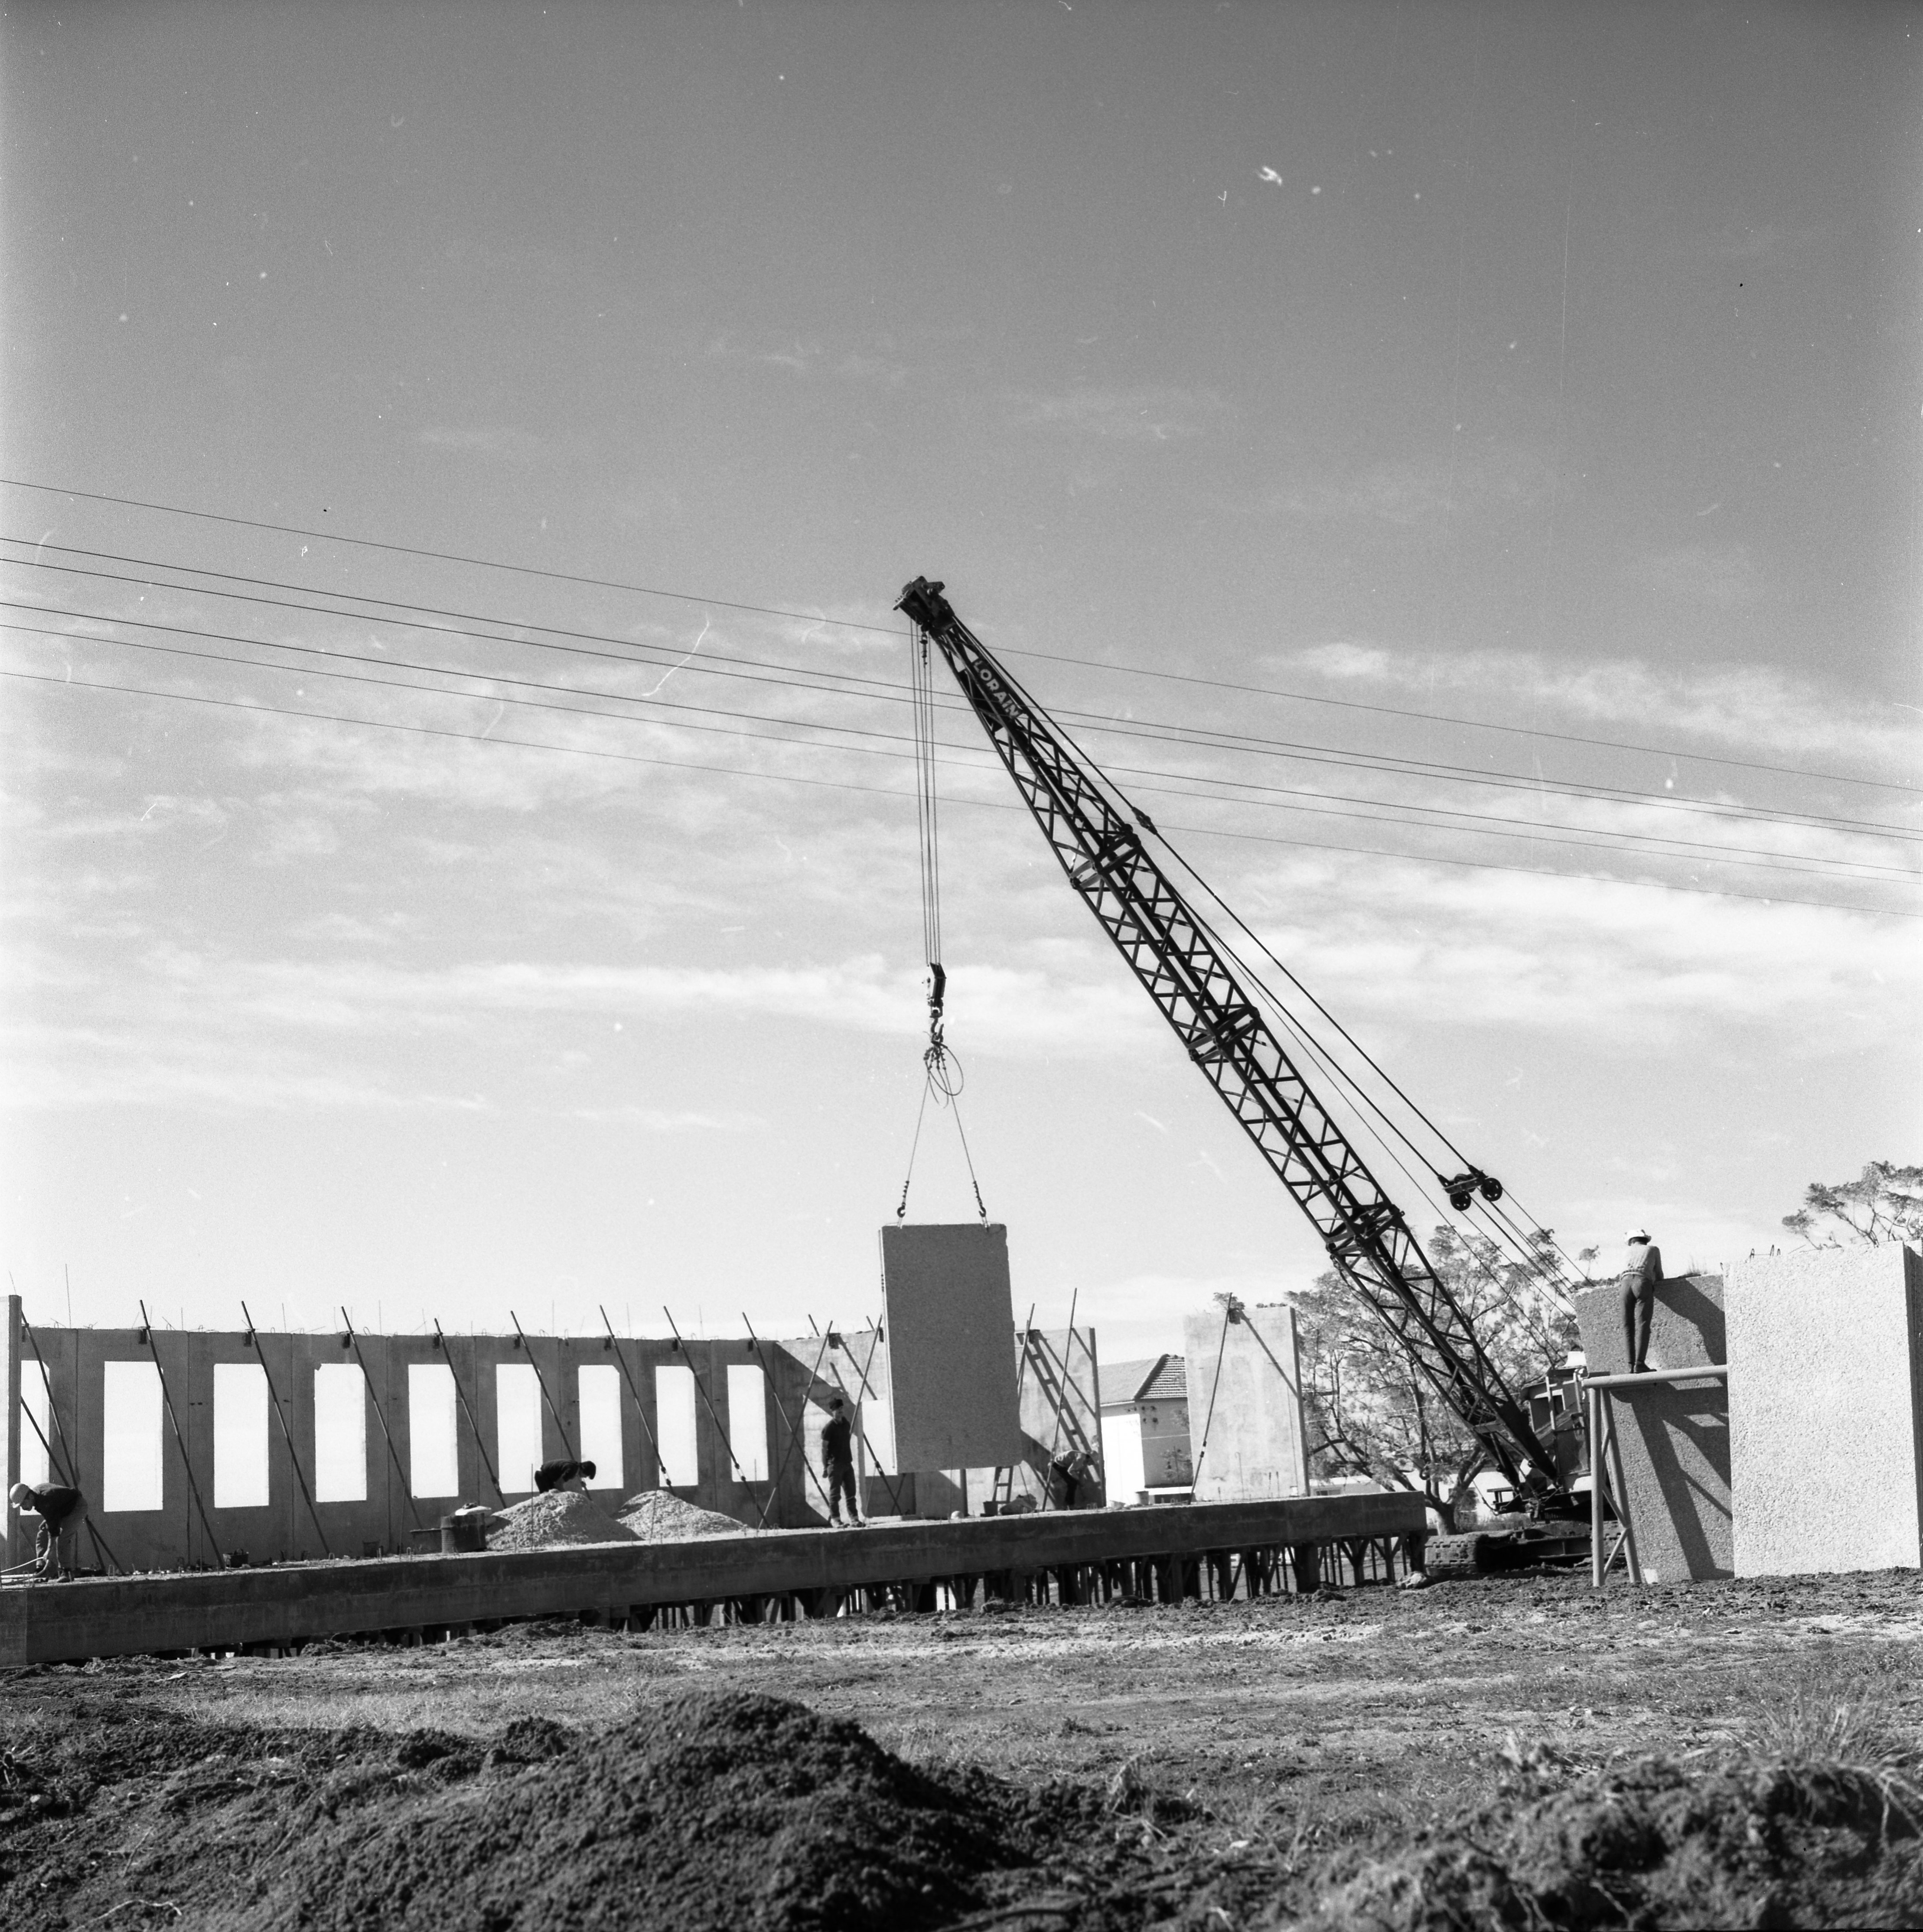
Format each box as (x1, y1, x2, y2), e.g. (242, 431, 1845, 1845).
(1574, 1273, 1730, 1582)
(1728, 1246, 1923, 1578)
(1182, 1304, 1308, 1503)
(878, 1224, 1024, 1472)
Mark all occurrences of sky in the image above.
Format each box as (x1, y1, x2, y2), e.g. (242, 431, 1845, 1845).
(1, 0, 1918, 1364)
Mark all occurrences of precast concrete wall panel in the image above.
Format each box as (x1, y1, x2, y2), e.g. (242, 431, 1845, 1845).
(1574, 1273, 1731, 1583)
(1728, 1247, 1923, 1578)
(1183, 1305, 1310, 1503)
(878, 1224, 1023, 1473)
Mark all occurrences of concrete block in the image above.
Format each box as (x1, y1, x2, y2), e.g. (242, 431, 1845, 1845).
(1574, 1273, 1731, 1583)
(1182, 1304, 1309, 1503)
(1727, 1246, 1923, 1578)
(878, 1224, 1023, 1471)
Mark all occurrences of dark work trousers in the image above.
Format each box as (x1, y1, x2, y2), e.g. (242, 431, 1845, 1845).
(825, 1460, 860, 1524)
(1622, 1279, 1655, 1374)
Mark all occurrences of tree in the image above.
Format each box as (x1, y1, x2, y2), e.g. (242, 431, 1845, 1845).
(1296, 1225, 1583, 1530)
(1782, 1162, 1923, 1250)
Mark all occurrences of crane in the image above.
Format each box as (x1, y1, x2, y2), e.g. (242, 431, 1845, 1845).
(894, 576, 1577, 1550)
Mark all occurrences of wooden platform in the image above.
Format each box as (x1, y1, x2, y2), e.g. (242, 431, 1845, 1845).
(0, 1493, 1426, 1664)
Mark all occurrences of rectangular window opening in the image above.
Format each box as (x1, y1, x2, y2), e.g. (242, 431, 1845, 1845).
(313, 1362, 368, 1503)
(20, 1360, 52, 1490)
(576, 1364, 624, 1491)
(653, 1364, 698, 1489)
(408, 1363, 460, 1500)
(726, 1364, 769, 1483)
(495, 1362, 544, 1495)
(102, 1361, 164, 1513)
(213, 1362, 271, 1510)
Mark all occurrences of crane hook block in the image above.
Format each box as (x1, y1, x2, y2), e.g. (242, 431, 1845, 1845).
(927, 961, 947, 1018)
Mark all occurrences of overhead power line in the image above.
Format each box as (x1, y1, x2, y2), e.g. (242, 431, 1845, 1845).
(7, 541, 1913, 845)
(5, 664, 1916, 921)
(4, 474, 1915, 796)
(7, 608, 1916, 884)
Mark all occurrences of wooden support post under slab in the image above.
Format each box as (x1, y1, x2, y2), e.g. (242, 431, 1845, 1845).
(1291, 1541, 1321, 1593)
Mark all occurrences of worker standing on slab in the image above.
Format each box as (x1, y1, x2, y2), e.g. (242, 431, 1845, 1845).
(532, 1459, 596, 1494)
(1621, 1229, 1663, 1374)
(10, 1481, 89, 1581)
(821, 1397, 862, 1527)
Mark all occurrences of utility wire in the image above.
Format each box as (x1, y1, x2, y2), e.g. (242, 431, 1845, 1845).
(6, 539, 1916, 843)
(6, 664, 1915, 919)
(10, 472, 1910, 794)
(8, 610, 1910, 884)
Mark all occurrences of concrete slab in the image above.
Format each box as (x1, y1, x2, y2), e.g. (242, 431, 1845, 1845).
(1574, 1273, 1731, 1583)
(878, 1224, 1024, 1472)
(1727, 1246, 1923, 1578)
(1182, 1304, 1309, 1502)
(0, 1489, 1429, 1664)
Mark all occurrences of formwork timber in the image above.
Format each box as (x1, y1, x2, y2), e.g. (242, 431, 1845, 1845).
(0, 1491, 1425, 1664)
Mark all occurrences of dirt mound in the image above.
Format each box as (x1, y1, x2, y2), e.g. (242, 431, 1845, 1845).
(487, 1490, 639, 1551)
(1288, 1754, 1923, 1930)
(619, 1488, 755, 1541)
(244, 1690, 1024, 1930)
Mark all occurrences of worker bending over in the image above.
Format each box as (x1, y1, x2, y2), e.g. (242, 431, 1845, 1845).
(1621, 1228, 1663, 1374)
(10, 1481, 89, 1580)
(821, 1396, 862, 1527)
(533, 1459, 596, 1494)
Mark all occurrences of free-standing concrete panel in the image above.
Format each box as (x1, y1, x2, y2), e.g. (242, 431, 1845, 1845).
(1574, 1273, 1731, 1583)
(1728, 1246, 1923, 1578)
(1182, 1304, 1309, 1503)
(878, 1224, 1023, 1473)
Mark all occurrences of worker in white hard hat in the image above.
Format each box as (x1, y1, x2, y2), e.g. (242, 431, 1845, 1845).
(9, 1479, 89, 1581)
(1621, 1229, 1663, 1374)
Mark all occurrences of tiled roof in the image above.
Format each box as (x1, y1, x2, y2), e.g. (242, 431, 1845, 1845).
(1101, 1353, 1189, 1405)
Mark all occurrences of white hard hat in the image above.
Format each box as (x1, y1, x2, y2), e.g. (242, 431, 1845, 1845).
(1626, 1228, 1650, 1243)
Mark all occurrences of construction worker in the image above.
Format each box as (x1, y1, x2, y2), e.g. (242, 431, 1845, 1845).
(532, 1459, 596, 1494)
(821, 1396, 862, 1527)
(10, 1480, 89, 1580)
(1622, 1228, 1663, 1374)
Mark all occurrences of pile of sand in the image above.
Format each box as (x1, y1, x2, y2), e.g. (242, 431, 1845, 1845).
(486, 1490, 639, 1552)
(618, 1489, 756, 1542)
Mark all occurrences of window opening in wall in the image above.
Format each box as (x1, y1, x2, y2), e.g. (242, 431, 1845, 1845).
(408, 1364, 460, 1500)
(653, 1364, 698, 1488)
(495, 1362, 544, 1494)
(726, 1364, 769, 1482)
(576, 1364, 623, 1490)
(20, 1359, 52, 1489)
(213, 1363, 271, 1509)
(313, 1362, 368, 1503)
(102, 1361, 165, 1512)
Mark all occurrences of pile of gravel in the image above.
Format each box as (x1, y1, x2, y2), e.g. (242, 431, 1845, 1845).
(618, 1489, 756, 1542)
(487, 1490, 639, 1551)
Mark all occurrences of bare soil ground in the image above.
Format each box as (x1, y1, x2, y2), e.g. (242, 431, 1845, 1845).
(2, 1566, 1919, 1928)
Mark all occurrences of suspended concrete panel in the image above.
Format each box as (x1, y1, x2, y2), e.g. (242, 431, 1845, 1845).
(879, 1224, 1023, 1473)
(1183, 1304, 1309, 1503)
(1728, 1246, 1923, 1579)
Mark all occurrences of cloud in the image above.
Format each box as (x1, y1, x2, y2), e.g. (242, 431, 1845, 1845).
(705, 332, 909, 386)
(1009, 386, 1223, 443)
(1253, 446, 1552, 529)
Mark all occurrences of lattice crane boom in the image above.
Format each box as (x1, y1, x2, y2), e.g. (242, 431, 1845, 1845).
(894, 576, 1561, 1496)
